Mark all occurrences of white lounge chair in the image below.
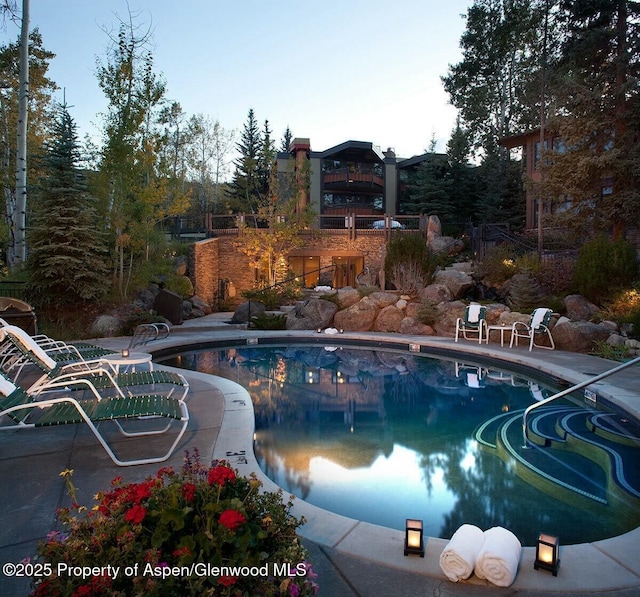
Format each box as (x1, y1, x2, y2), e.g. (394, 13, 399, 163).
(0, 325, 189, 400)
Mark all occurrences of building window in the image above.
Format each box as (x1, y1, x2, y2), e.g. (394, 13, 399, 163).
(288, 256, 320, 288)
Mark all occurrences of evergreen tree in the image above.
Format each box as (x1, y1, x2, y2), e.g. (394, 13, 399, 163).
(475, 150, 525, 225)
(442, 0, 542, 153)
(542, 0, 640, 237)
(404, 123, 482, 228)
(280, 126, 293, 152)
(26, 104, 109, 306)
(231, 109, 262, 217)
(257, 119, 275, 200)
(445, 121, 482, 227)
(404, 153, 453, 220)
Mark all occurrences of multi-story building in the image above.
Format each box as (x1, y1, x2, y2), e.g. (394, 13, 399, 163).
(190, 139, 439, 305)
(277, 137, 438, 219)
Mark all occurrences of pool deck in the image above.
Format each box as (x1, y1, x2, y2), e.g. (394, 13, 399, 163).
(1, 313, 639, 596)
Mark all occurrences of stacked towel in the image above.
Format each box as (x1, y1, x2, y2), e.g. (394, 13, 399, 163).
(439, 524, 485, 582)
(475, 526, 522, 587)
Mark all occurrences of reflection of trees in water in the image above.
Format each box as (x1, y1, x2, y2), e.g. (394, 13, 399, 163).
(167, 346, 631, 543)
(256, 444, 313, 500)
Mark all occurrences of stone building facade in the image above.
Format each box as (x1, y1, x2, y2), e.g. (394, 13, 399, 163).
(189, 229, 397, 309)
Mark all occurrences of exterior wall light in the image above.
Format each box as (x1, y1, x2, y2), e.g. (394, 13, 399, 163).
(121, 349, 129, 358)
(534, 532, 560, 576)
(404, 518, 424, 557)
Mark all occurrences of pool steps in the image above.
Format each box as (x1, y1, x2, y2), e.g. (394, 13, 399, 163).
(474, 404, 640, 505)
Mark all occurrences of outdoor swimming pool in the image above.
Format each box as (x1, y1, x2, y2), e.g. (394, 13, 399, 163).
(160, 343, 640, 545)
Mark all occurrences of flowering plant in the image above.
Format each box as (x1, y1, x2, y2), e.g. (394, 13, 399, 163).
(29, 449, 318, 596)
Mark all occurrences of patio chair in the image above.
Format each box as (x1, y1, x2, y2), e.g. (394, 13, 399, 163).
(0, 371, 189, 466)
(509, 308, 556, 351)
(455, 304, 488, 344)
(0, 325, 189, 400)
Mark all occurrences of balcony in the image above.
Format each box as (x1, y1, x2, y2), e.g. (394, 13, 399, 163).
(322, 168, 384, 189)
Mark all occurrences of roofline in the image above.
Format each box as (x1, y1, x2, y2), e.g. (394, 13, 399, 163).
(310, 140, 386, 161)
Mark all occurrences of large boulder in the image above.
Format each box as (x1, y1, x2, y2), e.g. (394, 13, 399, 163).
(564, 294, 600, 321)
(90, 314, 121, 337)
(336, 286, 361, 309)
(368, 291, 399, 309)
(429, 236, 465, 256)
(182, 300, 193, 320)
(419, 283, 453, 305)
(484, 303, 511, 325)
(433, 300, 467, 336)
(333, 297, 379, 332)
(190, 294, 212, 315)
(551, 319, 611, 353)
(136, 286, 159, 311)
(398, 317, 436, 335)
(173, 255, 188, 276)
(286, 298, 338, 330)
(231, 301, 266, 323)
(433, 269, 474, 300)
(373, 305, 405, 332)
(426, 215, 442, 244)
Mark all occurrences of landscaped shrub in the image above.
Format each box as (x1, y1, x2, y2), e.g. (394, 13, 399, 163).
(164, 273, 194, 298)
(384, 234, 437, 294)
(251, 312, 287, 330)
(536, 256, 575, 297)
(474, 244, 517, 286)
(416, 298, 438, 326)
(29, 451, 318, 597)
(117, 304, 167, 335)
(506, 269, 545, 311)
(242, 281, 303, 310)
(603, 287, 640, 339)
(573, 235, 638, 304)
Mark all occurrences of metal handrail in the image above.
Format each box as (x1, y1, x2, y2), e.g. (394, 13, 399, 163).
(128, 322, 171, 349)
(522, 354, 640, 447)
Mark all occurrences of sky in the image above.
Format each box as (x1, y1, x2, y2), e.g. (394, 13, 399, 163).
(3, 0, 472, 159)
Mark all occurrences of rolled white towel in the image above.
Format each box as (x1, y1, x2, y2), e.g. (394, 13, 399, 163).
(475, 526, 522, 587)
(439, 524, 485, 582)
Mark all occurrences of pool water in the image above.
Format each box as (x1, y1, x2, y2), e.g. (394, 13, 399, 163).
(161, 344, 640, 545)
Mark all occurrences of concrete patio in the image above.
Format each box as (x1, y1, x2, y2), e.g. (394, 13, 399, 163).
(1, 313, 639, 596)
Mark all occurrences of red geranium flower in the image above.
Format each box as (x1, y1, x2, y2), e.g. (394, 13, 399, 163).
(172, 546, 192, 558)
(208, 465, 236, 486)
(71, 585, 92, 597)
(218, 575, 237, 586)
(219, 509, 246, 531)
(127, 481, 152, 504)
(181, 482, 196, 502)
(124, 504, 147, 524)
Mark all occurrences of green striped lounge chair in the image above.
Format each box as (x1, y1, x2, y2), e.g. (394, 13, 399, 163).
(0, 372, 188, 467)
